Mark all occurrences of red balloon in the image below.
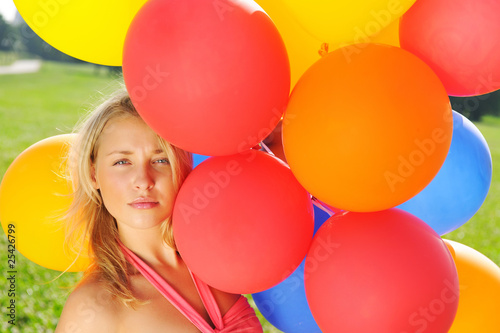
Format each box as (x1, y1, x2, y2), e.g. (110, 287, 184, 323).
(173, 151, 314, 294)
(400, 0, 500, 96)
(123, 0, 290, 156)
(305, 209, 459, 333)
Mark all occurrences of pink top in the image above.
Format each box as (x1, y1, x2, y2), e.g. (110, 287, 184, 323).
(119, 243, 263, 333)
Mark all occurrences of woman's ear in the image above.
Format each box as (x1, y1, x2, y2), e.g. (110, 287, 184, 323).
(90, 164, 100, 189)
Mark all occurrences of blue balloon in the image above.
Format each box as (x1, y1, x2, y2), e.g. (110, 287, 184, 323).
(251, 206, 329, 333)
(252, 260, 322, 333)
(397, 111, 492, 235)
(193, 153, 210, 168)
(313, 204, 330, 234)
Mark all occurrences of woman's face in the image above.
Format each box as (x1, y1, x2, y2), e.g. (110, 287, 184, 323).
(91, 116, 176, 231)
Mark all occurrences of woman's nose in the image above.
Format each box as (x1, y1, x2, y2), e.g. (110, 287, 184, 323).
(134, 165, 154, 190)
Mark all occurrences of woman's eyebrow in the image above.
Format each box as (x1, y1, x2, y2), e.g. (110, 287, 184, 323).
(106, 149, 164, 156)
(106, 150, 133, 156)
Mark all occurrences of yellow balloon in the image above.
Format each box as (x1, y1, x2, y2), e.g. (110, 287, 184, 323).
(0, 134, 89, 272)
(280, 0, 414, 46)
(444, 240, 500, 333)
(255, 0, 400, 90)
(325, 17, 401, 59)
(256, 0, 323, 90)
(371, 18, 400, 47)
(14, 0, 148, 65)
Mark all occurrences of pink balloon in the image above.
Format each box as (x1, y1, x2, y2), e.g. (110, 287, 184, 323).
(400, 0, 500, 96)
(173, 151, 313, 294)
(305, 209, 459, 333)
(123, 0, 290, 155)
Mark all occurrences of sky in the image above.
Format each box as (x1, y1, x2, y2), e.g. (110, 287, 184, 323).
(0, 0, 17, 23)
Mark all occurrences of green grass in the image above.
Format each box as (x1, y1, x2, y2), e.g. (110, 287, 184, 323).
(1, 61, 499, 332)
(0, 61, 124, 176)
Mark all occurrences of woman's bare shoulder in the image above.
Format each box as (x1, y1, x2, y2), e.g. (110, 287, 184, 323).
(55, 278, 119, 333)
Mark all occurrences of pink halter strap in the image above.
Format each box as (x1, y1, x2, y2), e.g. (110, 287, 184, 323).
(119, 241, 263, 332)
(119, 241, 221, 332)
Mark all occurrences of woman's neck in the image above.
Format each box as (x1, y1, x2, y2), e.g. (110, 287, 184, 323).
(118, 224, 181, 268)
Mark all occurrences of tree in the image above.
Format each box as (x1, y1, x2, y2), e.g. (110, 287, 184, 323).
(16, 21, 81, 63)
(450, 89, 500, 121)
(0, 14, 16, 52)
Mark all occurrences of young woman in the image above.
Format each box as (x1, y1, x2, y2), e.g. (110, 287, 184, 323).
(55, 90, 263, 332)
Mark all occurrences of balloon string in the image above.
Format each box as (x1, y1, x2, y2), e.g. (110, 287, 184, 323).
(259, 141, 274, 155)
(311, 196, 336, 216)
(260, 141, 336, 217)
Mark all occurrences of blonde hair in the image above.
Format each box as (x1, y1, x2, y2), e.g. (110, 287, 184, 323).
(65, 89, 192, 307)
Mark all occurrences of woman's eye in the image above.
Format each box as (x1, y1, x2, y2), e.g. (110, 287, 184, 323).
(155, 158, 170, 164)
(113, 160, 129, 166)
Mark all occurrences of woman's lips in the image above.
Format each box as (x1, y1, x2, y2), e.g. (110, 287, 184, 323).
(129, 202, 159, 209)
(128, 197, 159, 209)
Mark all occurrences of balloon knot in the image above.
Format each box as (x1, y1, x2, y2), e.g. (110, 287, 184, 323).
(318, 43, 330, 57)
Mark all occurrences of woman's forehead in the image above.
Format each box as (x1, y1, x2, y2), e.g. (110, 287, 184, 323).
(98, 116, 163, 153)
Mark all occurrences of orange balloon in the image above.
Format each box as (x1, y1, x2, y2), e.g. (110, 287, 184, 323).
(283, 44, 452, 212)
(444, 240, 500, 333)
(0, 135, 89, 271)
